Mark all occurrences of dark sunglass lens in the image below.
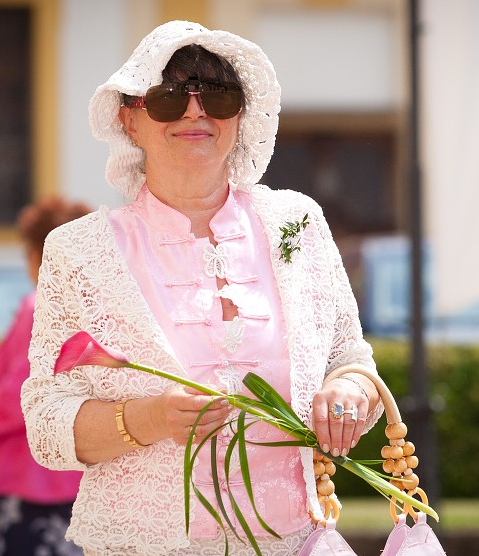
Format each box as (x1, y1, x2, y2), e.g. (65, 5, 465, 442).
(199, 83, 242, 119)
(201, 91, 242, 119)
(145, 85, 188, 122)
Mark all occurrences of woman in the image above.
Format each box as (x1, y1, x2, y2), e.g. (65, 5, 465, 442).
(0, 198, 89, 556)
(22, 21, 383, 556)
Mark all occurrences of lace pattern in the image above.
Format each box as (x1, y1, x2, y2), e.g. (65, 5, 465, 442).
(21, 186, 382, 554)
(83, 524, 315, 556)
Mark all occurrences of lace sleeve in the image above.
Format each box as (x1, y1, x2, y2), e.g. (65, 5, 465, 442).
(21, 229, 91, 471)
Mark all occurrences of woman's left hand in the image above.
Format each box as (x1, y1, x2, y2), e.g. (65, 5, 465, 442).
(312, 380, 369, 458)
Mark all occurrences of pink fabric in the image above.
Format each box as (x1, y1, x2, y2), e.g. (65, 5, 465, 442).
(108, 184, 310, 538)
(0, 291, 82, 503)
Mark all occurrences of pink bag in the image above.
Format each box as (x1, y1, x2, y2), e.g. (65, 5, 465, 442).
(386, 512, 446, 556)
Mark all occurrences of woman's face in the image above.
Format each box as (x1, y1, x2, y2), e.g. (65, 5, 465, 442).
(120, 93, 240, 177)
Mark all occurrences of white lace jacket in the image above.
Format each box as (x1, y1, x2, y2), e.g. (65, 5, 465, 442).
(21, 184, 382, 555)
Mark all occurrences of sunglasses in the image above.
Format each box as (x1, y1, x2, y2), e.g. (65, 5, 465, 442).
(126, 79, 243, 122)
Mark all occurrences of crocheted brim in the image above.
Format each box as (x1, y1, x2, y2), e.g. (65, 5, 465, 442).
(88, 20, 281, 199)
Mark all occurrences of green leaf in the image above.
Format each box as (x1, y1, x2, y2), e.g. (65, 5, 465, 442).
(210, 435, 244, 543)
(236, 408, 281, 538)
(243, 372, 303, 425)
(190, 481, 230, 555)
(223, 429, 264, 556)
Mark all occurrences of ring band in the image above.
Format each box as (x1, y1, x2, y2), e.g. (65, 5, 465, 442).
(343, 407, 358, 422)
(331, 402, 358, 422)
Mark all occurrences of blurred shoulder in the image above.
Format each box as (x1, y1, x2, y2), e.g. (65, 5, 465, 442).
(248, 183, 325, 220)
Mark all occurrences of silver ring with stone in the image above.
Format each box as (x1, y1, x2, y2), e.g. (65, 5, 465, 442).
(331, 402, 358, 422)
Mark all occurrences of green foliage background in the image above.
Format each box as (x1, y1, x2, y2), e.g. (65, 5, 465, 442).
(333, 339, 479, 498)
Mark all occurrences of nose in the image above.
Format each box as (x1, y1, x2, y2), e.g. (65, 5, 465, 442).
(183, 92, 206, 118)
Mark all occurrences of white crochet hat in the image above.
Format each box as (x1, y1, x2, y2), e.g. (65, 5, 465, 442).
(88, 20, 281, 199)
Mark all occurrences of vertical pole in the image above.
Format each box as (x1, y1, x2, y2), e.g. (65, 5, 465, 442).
(407, 0, 440, 508)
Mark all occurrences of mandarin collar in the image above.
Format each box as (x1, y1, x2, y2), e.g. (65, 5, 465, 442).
(132, 183, 245, 242)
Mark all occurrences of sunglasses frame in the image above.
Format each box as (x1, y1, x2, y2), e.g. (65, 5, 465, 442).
(126, 78, 243, 122)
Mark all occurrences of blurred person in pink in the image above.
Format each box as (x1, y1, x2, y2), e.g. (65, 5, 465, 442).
(0, 197, 90, 556)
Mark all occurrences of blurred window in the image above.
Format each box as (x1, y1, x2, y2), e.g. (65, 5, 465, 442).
(0, 8, 32, 225)
(263, 130, 396, 240)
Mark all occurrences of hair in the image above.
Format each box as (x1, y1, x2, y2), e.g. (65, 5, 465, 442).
(17, 197, 92, 256)
(123, 44, 244, 107)
(162, 44, 241, 84)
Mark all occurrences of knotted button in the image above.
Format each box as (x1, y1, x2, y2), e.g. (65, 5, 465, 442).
(203, 243, 228, 279)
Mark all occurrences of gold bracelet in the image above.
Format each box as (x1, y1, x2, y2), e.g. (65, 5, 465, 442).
(115, 400, 151, 449)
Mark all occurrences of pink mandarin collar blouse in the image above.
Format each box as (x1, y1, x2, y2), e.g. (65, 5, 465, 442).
(108, 183, 310, 537)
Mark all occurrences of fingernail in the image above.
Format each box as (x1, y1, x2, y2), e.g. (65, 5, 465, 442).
(351, 440, 357, 449)
(332, 448, 340, 457)
(220, 399, 229, 405)
(341, 448, 348, 457)
(322, 444, 330, 453)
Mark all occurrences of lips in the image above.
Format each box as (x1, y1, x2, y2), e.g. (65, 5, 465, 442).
(173, 128, 212, 139)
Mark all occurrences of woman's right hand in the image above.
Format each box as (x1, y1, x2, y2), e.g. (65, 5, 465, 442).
(148, 384, 232, 445)
(74, 386, 232, 464)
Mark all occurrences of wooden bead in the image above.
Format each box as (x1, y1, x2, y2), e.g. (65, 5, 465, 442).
(393, 458, 408, 474)
(390, 438, 405, 447)
(402, 473, 420, 489)
(324, 462, 336, 476)
(317, 479, 335, 496)
(381, 445, 392, 459)
(403, 441, 415, 456)
(405, 455, 419, 469)
(385, 422, 408, 440)
(314, 461, 326, 476)
(383, 459, 395, 474)
(389, 445, 404, 460)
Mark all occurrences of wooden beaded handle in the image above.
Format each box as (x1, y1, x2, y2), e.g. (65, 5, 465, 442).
(316, 364, 421, 522)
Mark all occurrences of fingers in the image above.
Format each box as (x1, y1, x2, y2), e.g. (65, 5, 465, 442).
(312, 386, 368, 457)
(160, 385, 232, 445)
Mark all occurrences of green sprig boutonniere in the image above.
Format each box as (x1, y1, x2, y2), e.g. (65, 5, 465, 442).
(278, 213, 309, 263)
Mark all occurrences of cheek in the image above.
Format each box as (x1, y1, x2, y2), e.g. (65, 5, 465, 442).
(221, 120, 239, 149)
